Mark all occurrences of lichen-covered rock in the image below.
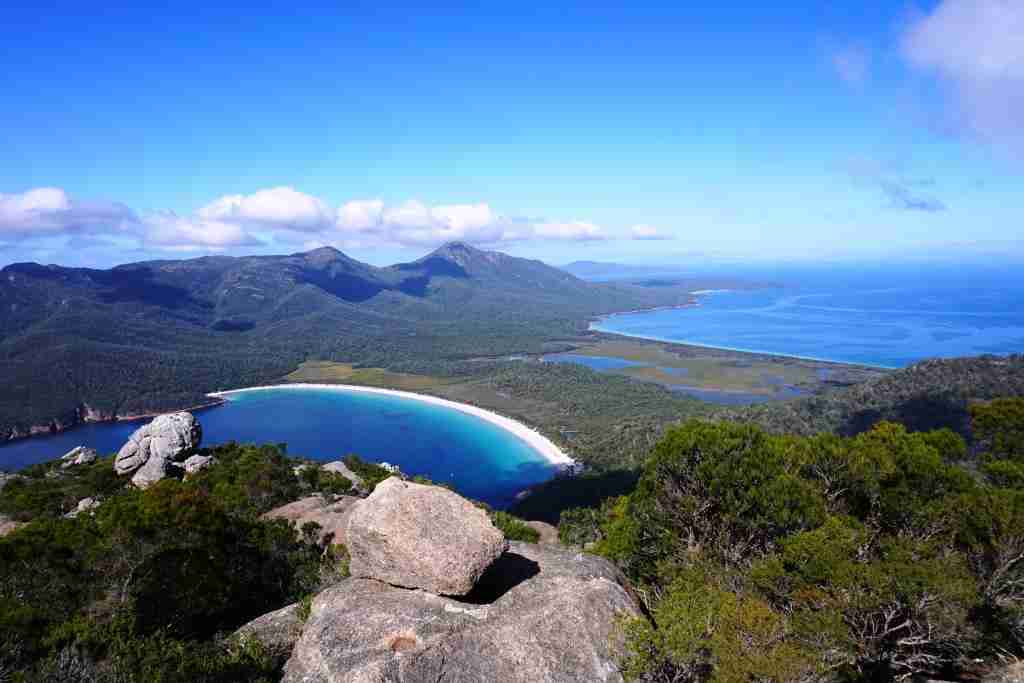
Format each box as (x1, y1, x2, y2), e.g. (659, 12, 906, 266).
(114, 412, 202, 488)
(282, 541, 640, 683)
(183, 454, 214, 474)
(262, 495, 361, 546)
(345, 478, 507, 595)
(233, 602, 304, 661)
(60, 446, 97, 468)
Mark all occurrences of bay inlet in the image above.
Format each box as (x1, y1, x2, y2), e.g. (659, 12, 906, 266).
(0, 385, 572, 508)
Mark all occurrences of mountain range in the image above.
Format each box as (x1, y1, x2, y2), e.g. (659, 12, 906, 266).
(0, 242, 692, 441)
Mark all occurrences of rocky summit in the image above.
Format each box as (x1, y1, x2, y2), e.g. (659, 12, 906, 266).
(113, 412, 202, 488)
(281, 540, 640, 683)
(233, 476, 644, 681)
(345, 477, 507, 596)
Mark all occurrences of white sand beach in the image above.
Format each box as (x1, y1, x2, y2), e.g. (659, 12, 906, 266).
(207, 384, 576, 468)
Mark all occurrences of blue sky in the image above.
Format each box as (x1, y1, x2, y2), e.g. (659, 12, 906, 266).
(2, 1, 1022, 268)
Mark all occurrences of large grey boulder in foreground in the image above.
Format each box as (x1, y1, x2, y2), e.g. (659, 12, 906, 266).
(114, 412, 202, 488)
(345, 477, 507, 595)
(282, 541, 640, 683)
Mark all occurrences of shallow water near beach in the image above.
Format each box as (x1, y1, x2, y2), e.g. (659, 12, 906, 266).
(0, 387, 559, 508)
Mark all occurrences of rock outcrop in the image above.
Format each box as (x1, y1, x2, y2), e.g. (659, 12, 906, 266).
(60, 446, 97, 468)
(345, 477, 507, 595)
(322, 460, 365, 493)
(113, 412, 202, 488)
(183, 454, 214, 475)
(262, 495, 361, 546)
(282, 541, 639, 682)
(234, 602, 304, 661)
(64, 497, 100, 519)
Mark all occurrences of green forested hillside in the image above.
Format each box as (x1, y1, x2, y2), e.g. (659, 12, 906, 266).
(731, 354, 1024, 437)
(0, 243, 692, 440)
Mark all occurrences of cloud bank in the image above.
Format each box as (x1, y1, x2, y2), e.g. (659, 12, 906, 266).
(902, 0, 1024, 156)
(0, 188, 135, 238)
(0, 186, 615, 253)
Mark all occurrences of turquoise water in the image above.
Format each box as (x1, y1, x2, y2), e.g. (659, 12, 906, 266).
(0, 387, 559, 508)
(594, 266, 1024, 369)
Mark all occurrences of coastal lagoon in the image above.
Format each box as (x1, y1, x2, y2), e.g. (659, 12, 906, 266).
(0, 386, 564, 508)
(594, 265, 1024, 368)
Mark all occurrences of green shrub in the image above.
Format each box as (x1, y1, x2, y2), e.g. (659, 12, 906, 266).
(602, 418, 1024, 681)
(490, 511, 540, 543)
(342, 454, 392, 492)
(0, 456, 122, 521)
(557, 506, 603, 546)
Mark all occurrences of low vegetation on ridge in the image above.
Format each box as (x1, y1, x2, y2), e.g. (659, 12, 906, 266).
(0, 442, 544, 681)
(559, 398, 1024, 681)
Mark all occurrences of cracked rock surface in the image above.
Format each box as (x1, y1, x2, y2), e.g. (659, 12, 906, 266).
(282, 541, 640, 683)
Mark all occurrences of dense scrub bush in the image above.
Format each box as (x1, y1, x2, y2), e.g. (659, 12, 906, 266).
(297, 463, 354, 496)
(490, 510, 540, 543)
(0, 456, 122, 520)
(599, 400, 1024, 682)
(0, 443, 340, 681)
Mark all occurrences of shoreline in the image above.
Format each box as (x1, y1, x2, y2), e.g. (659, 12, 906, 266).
(103, 398, 227, 425)
(208, 383, 577, 469)
(0, 398, 227, 446)
(588, 322, 896, 370)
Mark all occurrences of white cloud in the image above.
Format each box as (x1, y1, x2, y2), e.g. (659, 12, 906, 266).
(198, 186, 335, 232)
(337, 199, 385, 232)
(334, 199, 604, 246)
(141, 210, 262, 249)
(630, 224, 672, 240)
(0, 186, 625, 254)
(0, 187, 134, 237)
(532, 220, 606, 242)
(902, 0, 1024, 155)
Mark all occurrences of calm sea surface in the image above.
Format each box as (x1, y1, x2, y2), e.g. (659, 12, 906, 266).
(594, 264, 1024, 368)
(0, 387, 558, 508)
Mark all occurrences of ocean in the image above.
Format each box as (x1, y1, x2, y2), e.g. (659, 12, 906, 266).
(0, 387, 559, 509)
(593, 263, 1024, 368)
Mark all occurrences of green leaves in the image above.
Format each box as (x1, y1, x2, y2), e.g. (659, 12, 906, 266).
(606, 417, 1024, 681)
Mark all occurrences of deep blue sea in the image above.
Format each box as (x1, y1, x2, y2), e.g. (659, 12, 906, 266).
(594, 264, 1024, 368)
(0, 387, 558, 508)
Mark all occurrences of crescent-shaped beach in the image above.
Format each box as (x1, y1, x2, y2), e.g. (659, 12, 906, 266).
(207, 383, 576, 469)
